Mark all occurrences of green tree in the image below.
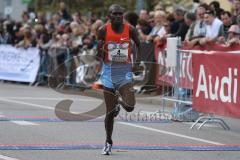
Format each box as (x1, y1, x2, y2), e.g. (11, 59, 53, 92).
(33, 0, 193, 16)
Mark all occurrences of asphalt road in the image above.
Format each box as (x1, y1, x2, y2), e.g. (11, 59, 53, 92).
(0, 82, 240, 160)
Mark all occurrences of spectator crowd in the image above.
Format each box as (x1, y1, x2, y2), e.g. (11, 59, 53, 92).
(1, 1, 240, 49)
(134, 0, 240, 47)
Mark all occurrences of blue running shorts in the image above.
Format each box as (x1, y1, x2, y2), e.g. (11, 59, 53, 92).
(101, 63, 133, 89)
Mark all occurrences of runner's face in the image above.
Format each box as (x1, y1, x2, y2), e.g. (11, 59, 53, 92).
(110, 10, 123, 25)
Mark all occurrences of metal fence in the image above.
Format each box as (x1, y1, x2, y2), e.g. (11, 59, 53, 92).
(156, 38, 230, 130)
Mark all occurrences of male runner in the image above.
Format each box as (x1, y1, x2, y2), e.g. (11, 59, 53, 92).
(97, 4, 140, 155)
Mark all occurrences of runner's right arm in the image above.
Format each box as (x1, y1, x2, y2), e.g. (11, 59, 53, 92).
(96, 25, 107, 60)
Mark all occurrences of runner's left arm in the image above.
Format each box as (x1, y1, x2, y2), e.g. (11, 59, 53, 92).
(130, 26, 142, 71)
(130, 26, 140, 56)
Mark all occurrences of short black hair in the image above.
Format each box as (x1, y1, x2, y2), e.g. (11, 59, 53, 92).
(185, 12, 196, 21)
(221, 11, 232, 18)
(209, 1, 220, 9)
(174, 7, 186, 16)
(108, 4, 125, 13)
(198, 3, 210, 10)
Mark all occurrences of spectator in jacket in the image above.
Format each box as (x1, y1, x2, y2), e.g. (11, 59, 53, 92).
(220, 11, 233, 39)
(171, 7, 189, 40)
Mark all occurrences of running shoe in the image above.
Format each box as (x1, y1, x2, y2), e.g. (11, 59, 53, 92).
(101, 142, 112, 155)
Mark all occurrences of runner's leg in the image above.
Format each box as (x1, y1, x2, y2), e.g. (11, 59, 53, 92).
(103, 87, 118, 144)
(118, 83, 135, 112)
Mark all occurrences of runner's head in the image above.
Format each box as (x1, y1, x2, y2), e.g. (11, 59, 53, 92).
(108, 4, 125, 25)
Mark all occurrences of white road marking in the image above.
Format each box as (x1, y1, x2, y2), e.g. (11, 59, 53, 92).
(119, 122, 224, 145)
(0, 155, 20, 160)
(11, 121, 39, 126)
(0, 98, 54, 110)
(0, 108, 38, 125)
(0, 97, 99, 101)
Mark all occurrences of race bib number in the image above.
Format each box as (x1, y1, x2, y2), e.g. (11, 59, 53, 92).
(108, 42, 129, 62)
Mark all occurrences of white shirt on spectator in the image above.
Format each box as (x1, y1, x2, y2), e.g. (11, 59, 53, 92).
(205, 18, 223, 39)
(193, 20, 207, 38)
(149, 25, 162, 36)
(157, 27, 166, 38)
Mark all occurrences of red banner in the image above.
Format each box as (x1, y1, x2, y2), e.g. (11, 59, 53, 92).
(192, 52, 240, 118)
(178, 51, 193, 89)
(155, 44, 175, 86)
(155, 42, 240, 90)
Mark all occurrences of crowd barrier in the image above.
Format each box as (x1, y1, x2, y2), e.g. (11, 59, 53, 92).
(38, 47, 72, 86)
(155, 39, 240, 130)
(0, 45, 40, 84)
